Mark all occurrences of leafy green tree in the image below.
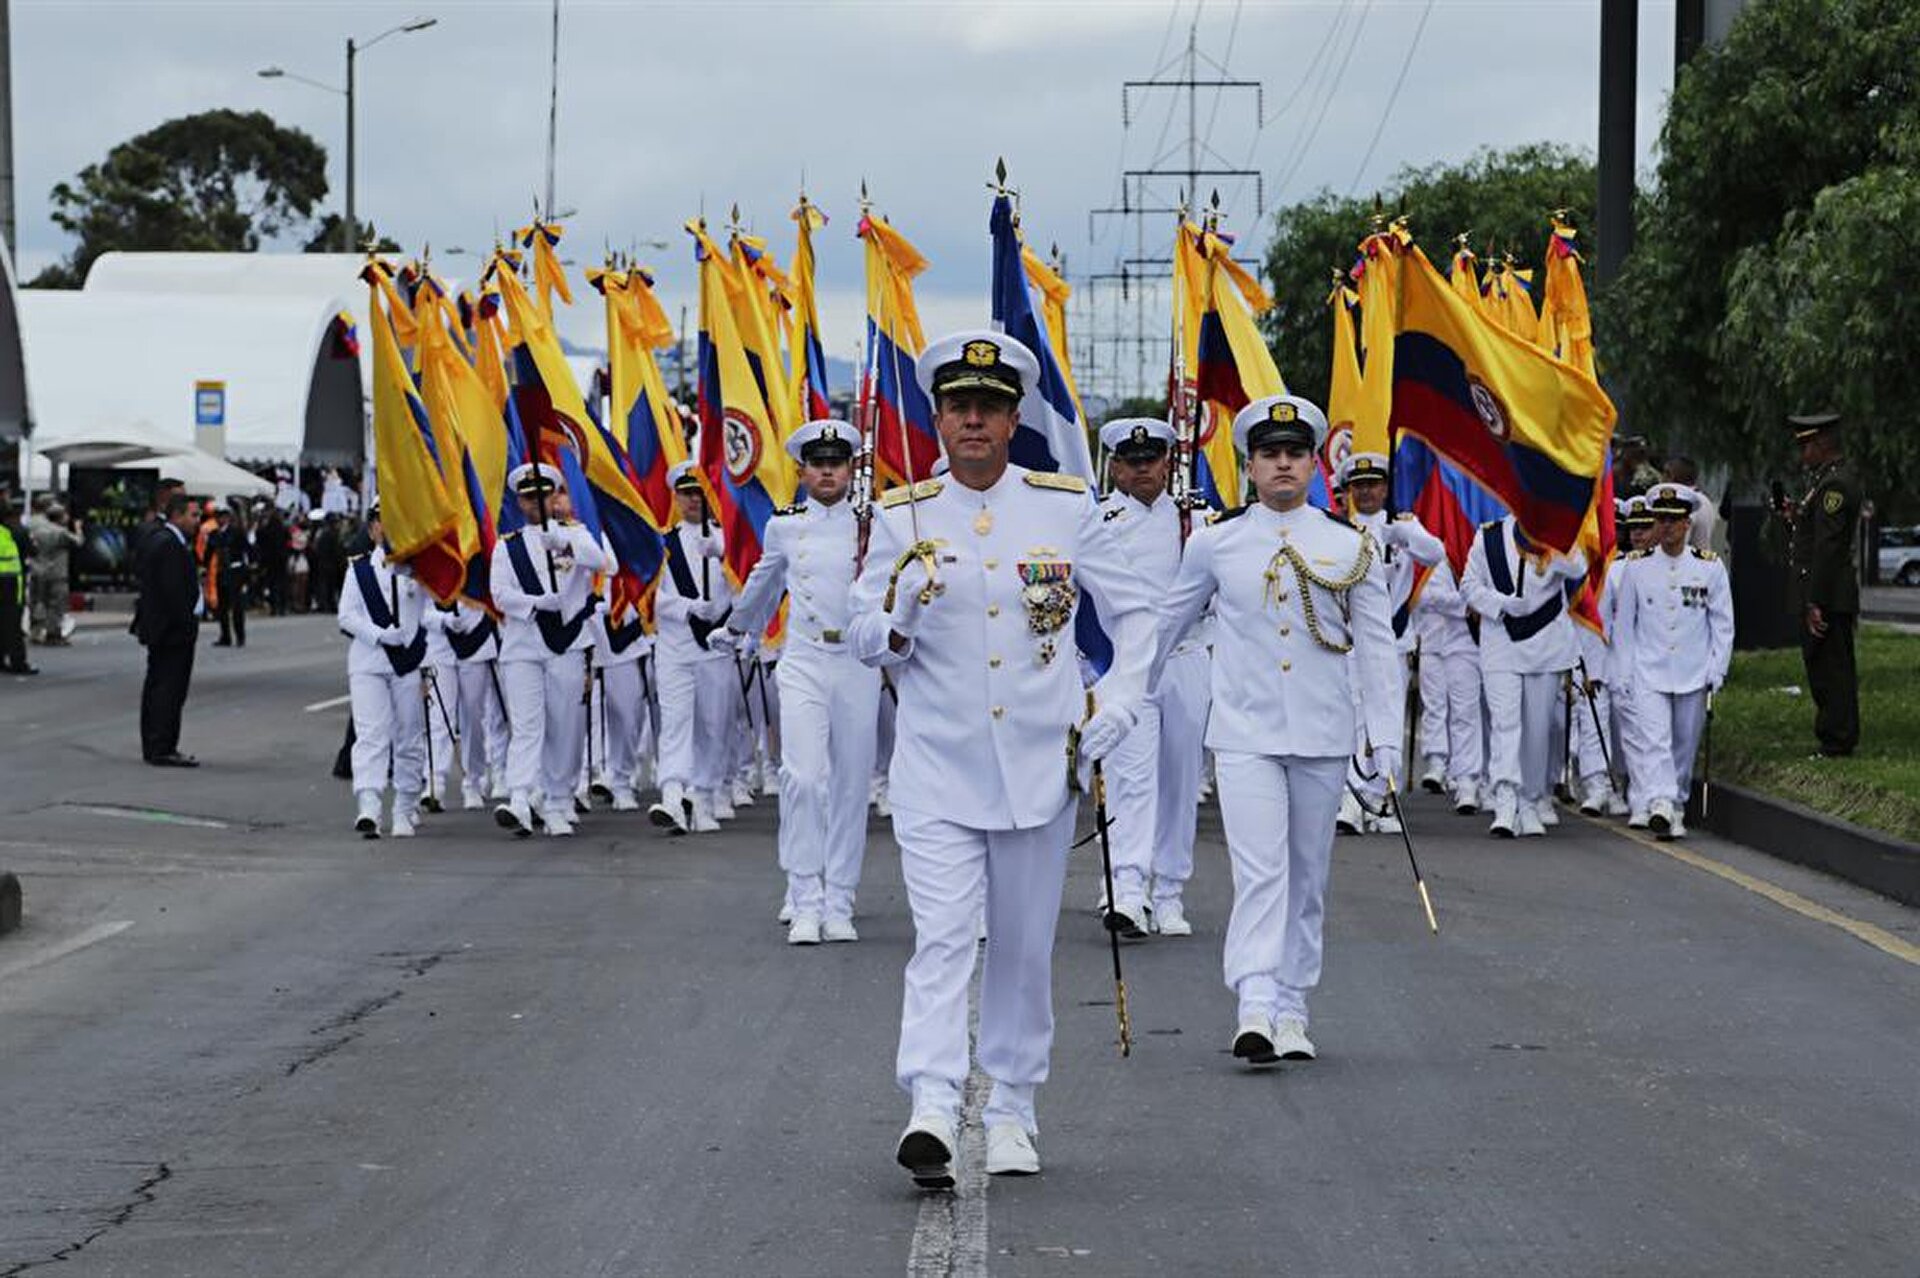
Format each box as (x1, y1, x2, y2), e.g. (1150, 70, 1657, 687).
(1100, 395, 1169, 424)
(1603, 0, 1920, 497)
(303, 215, 400, 255)
(32, 109, 328, 287)
(1261, 143, 1597, 406)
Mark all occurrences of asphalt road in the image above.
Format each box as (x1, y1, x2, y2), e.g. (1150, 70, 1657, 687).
(2, 616, 1917, 1277)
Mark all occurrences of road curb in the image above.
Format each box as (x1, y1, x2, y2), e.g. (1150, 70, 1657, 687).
(0, 872, 20, 936)
(1690, 782, 1920, 907)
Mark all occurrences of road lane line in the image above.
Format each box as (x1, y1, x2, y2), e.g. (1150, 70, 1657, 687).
(1590, 817, 1920, 968)
(0, 920, 135, 983)
(907, 985, 990, 1277)
(304, 694, 352, 713)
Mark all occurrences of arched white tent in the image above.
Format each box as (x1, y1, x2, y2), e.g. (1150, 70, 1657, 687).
(19, 289, 364, 466)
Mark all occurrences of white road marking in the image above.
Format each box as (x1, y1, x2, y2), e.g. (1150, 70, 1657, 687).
(63, 804, 233, 830)
(908, 982, 990, 1277)
(0, 920, 135, 983)
(304, 694, 352, 713)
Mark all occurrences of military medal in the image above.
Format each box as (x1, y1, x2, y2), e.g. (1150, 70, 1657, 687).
(1017, 559, 1076, 664)
(973, 508, 994, 536)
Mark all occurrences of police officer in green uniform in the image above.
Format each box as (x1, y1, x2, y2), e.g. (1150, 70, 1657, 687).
(1787, 412, 1859, 757)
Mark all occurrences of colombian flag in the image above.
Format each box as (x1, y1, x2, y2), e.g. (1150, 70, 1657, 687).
(1541, 218, 1614, 633)
(1391, 246, 1614, 555)
(791, 197, 834, 425)
(859, 210, 939, 487)
(589, 263, 686, 533)
(411, 272, 503, 606)
(363, 260, 464, 601)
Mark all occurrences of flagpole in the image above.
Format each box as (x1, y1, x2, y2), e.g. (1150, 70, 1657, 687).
(1169, 194, 1193, 541)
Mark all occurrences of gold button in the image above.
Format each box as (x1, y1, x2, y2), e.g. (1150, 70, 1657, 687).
(988, 604, 1001, 617)
(992, 706, 1006, 719)
(1276, 591, 1289, 602)
(989, 657, 1003, 668)
(1281, 660, 1292, 672)
(1279, 625, 1291, 637)
(985, 558, 999, 570)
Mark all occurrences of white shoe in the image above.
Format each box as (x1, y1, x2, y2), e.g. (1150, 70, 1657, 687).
(1578, 781, 1607, 817)
(1667, 814, 1688, 839)
(494, 796, 533, 838)
(1516, 805, 1546, 838)
(611, 791, 639, 812)
(690, 792, 721, 833)
(649, 782, 689, 834)
(874, 785, 892, 818)
(1628, 808, 1650, 829)
(712, 791, 736, 822)
(1489, 788, 1518, 838)
(787, 915, 822, 945)
(1535, 797, 1560, 827)
(985, 1123, 1040, 1176)
(1648, 797, 1675, 838)
(731, 777, 755, 807)
(776, 897, 794, 925)
(1372, 810, 1403, 835)
(461, 787, 485, 812)
(487, 770, 509, 801)
(1336, 789, 1364, 836)
(1271, 1016, 1317, 1060)
(822, 917, 859, 943)
(354, 790, 382, 839)
(896, 1112, 957, 1190)
(1104, 899, 1150, 939)
(1453, 781, 1480, 815)
(1604, 788, 1630, 817)
(1152, 899, 1192, 937)
(589, 775, 616, 805)
(543, 806, 575, 838)
(1231, 1013, 1279, 1066)
(1419, 758, 1447, 794)
(761, 768, 779, 798)
(389, 808, 418, 838)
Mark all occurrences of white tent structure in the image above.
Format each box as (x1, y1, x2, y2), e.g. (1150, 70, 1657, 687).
(19, 288, 364, 467)
(0, 237, 28, 446)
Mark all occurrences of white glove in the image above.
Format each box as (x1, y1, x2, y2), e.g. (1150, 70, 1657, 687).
(1370, 745, 1403, 786)
(1080, 703, 1136, 765)
(705, 626, 737, 651)
(376, 626, 412, 649)
(889, 556, 939, 638)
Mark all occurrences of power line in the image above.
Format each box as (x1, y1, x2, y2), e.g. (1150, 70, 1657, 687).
(1272, 0, 1373, 202)
(1346, 0, 1437, 196)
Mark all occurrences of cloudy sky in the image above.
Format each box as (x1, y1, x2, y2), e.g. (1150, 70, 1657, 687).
(12, 0, 1678, 400)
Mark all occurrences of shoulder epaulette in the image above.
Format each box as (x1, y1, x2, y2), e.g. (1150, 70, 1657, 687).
(1208, 505, 1251, 525)
(1101, 506, 1127, 522)
(347, 551, 369, 563)
(880, 479, 943, 508)
(1628, 548, 1651, 559)
(773, 503, 805, 517)
(1691, 546, 1717, 561)
(1480, 518, 1504, 531)
(1023, 471, 1088, 494)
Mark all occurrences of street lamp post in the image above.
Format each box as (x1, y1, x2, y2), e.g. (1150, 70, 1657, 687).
(258, 16, 437, 252)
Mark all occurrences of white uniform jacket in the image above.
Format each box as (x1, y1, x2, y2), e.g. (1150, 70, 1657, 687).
(654, 522, 733, 662)
(1155, 502, 1401, 759)
(733, 498, 860, 653)
(848, 466, 1157, 830)
(337, 547, 428, 678)
(1460, 517, 1588, 675)
(1354, 509, 1446, 653)
(430, 599, 501, 666)
(488, 522, 613, 663)
(1611, 545, 1733, 695)
(1096, 489, 1205, 652)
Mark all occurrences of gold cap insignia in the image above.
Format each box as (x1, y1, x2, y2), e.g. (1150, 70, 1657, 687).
(963, 339, 1000, 368)
(1129, 425, 1149, 445)
(821, 425, 839, 441)
(1269, 402, 1298, 423)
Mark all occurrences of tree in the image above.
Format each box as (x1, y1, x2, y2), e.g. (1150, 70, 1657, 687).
(1100, 395, 1168, 424)
(1261, 144, 1597, 406)
(303, 215, 400, 255)
(1603, 0, 1920, 498)
(32, 109, 328, 287)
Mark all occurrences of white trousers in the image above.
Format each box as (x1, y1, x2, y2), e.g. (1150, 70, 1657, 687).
(1104, 699, 1161, 904)
(1610, 685, 1639, 799)
(349, 669, 425, 804)
(1416, 648, 1447, 765)
(1571, 679, 1615, 786)
(592, 659, 650, 789)
(1151, 648, 1210, 905)
(500, 652, 589, 808)
(1483, 669, 1564, 800)
(1625, 686, 1709, 808)
(654, 652, 734, 792)
(775, 647, 880, 919)
(1214, 751, 1346, 1028)
(893, 800, 1077, 1134)
(1429, 647, 1484, 787)
(873, 683, 897, 781)
(422, 659, 458, 792)
(454, 660, 508, 790)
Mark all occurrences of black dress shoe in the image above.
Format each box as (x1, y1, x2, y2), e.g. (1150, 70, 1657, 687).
(4, 664, 39, 675)
(149, 753, 200, 768)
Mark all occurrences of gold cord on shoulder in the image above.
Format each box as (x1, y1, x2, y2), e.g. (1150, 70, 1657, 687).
(1263, 532, 1375, 653)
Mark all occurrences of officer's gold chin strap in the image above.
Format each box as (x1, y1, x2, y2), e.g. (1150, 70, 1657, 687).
(882, 539, 946, 611)
(1263, 532, 1376, 654)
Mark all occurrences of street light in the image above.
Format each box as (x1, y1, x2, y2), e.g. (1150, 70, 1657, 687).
(257, 15, 438, 252)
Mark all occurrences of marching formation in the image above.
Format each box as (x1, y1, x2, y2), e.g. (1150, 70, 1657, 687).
(328, 171, 1741, 1190)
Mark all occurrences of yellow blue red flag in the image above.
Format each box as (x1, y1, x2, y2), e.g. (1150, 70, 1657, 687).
(790, 196, 834, 425)
(858, 209, 939, 486)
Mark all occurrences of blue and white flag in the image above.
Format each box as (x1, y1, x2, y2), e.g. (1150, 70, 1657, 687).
(990, 194, 1094, 483)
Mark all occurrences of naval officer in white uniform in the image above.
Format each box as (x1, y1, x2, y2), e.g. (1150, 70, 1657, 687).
(648, 462, 735, 834)
(1154, 396, 1402, 1065)
(1611, 483, 1732, 838)
(729, 418, 881, 946)
(336, 499, 430, 839)
(848, 331, 1156, 1187)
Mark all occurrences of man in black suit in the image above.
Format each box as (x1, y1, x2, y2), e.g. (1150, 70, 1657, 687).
(136, 493, 203, 766)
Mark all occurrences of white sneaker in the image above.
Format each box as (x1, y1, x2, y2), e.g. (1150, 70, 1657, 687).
(1271, 1016, 1317, 1061)
(761, 768, 780, 798)
(1628, 807, 1650, 829)
(1667, 814, 1688, 839)
(1336, 789, 1364, 836)
(1104, 899, 1150, 939)
(787, 915, 822, 945)
(874, 783, 892, 818)
(388, 807, 417, 839)
(494, 796, 533, 838)
(712, 791, 736, 822)
(895, 1112, 957, 1190)
(1516, 805, 1546, 838)
(822, 917, 859, 943)
(1453, 781, 1480, 815)
(611, 791, 639, 812)
(731, 777, 755, 808)
(354, 791, 382, 838)
(543, 806, 575, 838)
(985, 1123, 1040, 1176)
(776, 897, 794, 925)
(690, 792, 721, 833)
(1648, 797, 1675, 837)
(1419, 757, 1447, 794)
(1152, 899, 1193, 937)
(1232, 1013, 1279, 1066)
(1372, 810, 1403, 835)
(1489, 788, 1518, 838)
(1535, 797, 1560, 827)
(1578, 781, 1607, 817)
(648, 782, 689, 834)
(461, 787, 485, 812)
(589, 775, 616, 805)
(1604, 788, 1630, 818)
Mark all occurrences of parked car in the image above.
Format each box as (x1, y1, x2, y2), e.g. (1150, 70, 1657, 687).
(1879, 526, 1920, 585)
